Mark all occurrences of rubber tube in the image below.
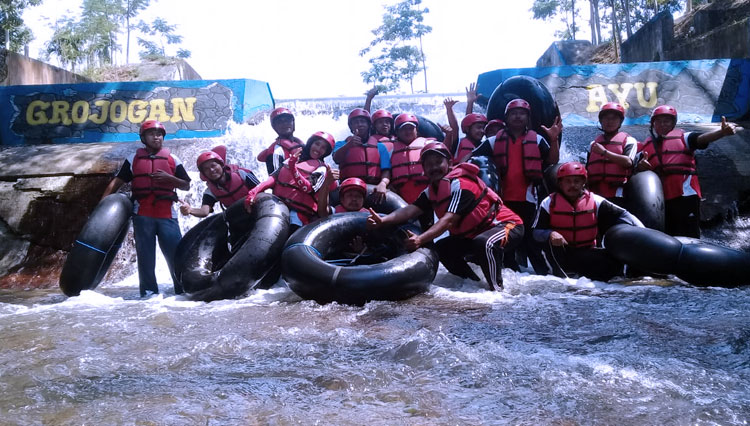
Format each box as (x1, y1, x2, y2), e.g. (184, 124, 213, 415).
(624, 170, 665, 231)
(59, 193, 132, 296)
(175, 193, 290, 302)
(282, 212, 439, 305)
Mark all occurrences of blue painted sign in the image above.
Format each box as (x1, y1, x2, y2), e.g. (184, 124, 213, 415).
(0, 79, 274, 145)
(476, 59, 750, 126)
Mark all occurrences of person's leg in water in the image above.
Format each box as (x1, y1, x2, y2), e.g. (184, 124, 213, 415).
(435, 235, 481, 281)
(133, 215, 160, 296)
(470, 223, 524, 290)
(155, 217, 183, 294)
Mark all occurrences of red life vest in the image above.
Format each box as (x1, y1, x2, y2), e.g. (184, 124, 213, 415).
(587, 132, 632, 198)
(257, 137, 304, 162)
(334, 205, 367, 213)
(273, 159, 323, 217)
(548, 191, 598, 248)
(492, 129, 543, 181)
(206, 165, 250, 208)
(390, 137, 431, 188)
(641, 129, 696, 176)
(454, 137, 478, 162)
(339, 141, 381, 183)
(368, 134, 393, 153)
(131, 147, 177, 201)
(641, 129, 699, 199)
(427, 163, 503, 239)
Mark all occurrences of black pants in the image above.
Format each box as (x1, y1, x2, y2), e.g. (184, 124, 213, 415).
(435, 223, 524, 290)
(665, 195, 700, 238)
(504, 201, 549, 274)
(542, 244, 624, 281)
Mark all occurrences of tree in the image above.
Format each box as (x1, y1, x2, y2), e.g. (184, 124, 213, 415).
(137, 17, 190, 60)
(531, 0, 580, 40)
(360, 0, 432, 94)
(124, 0, 150, 64)
(0, 0, 42, 52)
(44, 17, 86, 72)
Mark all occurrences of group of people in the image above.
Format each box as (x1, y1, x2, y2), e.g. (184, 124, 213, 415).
(102, 86, 738, 296)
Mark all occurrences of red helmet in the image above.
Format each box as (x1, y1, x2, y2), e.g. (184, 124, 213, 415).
(196, 151, 224, 181)
(557, 161, 588, 180)
(461, 113, 488, 133)
(371, 109, 392, 122)
(484, 119, 505, 134)
(651, 105, 677, 123)
(395, 113, 419, 129)
(420, 141, 451, 161)
(340, 177, 367, 196)
(348, 108, 371, 126)
(308, 131, 336, 153)
(504, 98, 531, 116)
(270, 107, 294, 124)
(140, 120, 166, 137)
(599, 102, 625, 120)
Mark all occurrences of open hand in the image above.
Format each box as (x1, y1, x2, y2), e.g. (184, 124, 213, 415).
(365, 207, 382, 230)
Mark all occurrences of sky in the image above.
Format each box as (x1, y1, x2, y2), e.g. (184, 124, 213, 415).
(22, 0, 568, 99)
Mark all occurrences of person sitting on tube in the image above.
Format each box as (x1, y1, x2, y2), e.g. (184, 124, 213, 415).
(180, 147, 260, 218)
(585, 102, 638, 207)
(635, 105, 737, 238)
(334, 178, 368, 213)
(532, 161, 643, 281)
(367, 142, 524, 291)
(332, 108, 392, 204)
(245, 131, 337, 232)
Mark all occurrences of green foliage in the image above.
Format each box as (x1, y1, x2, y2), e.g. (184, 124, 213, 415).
(531, 0, 579, 40)
(531, 0, 685, 45)
(136, 17, 190, 60)
(360, 0, 431, 94)
(0, 0, 42, 52)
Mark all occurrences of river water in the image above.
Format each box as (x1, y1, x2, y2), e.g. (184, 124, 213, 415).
(1, 96, 748, 425)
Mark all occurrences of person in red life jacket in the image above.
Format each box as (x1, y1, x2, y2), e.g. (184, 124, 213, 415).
(532, 161, 643, 281)
(585, 102, 638, 206)
(484, 119, 505, 141)
(470, 98, 562, 273)
(256, 107, 305, 175)
(101, 120, 191, 297)
(388, 113, 438, 205)
(367, 142, 524, 290)
(370, 109, 395, 152)
(334, 177, 368, 213)
(636, 105, 737, 238)
(455, 112, 488, 163)
(179, 148, 260, 218)
(333, 108, 392, 205)
(245, 131, 337, 231)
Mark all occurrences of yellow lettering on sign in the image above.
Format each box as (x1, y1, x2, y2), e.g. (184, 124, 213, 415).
(70, 100, 90, 124)
(170, 97, 196, 123)
(26, 100, 50, 125)
(635, 82, 658, 108)
(109, 100, 128, 123)
(48, 101, 72, 125)
(586, 84, 609, 112)
(147, 99, 171, 122)
(128, 100, 149, 123)
(89, 100, 111, 124)
(607, 83, 633, 108)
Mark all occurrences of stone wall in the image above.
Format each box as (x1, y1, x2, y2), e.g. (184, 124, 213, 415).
(621, 11, 674, 63)
(669, 17, 750, 61)
(0, 48, 90, 86)
(536, 41, 595, 67)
